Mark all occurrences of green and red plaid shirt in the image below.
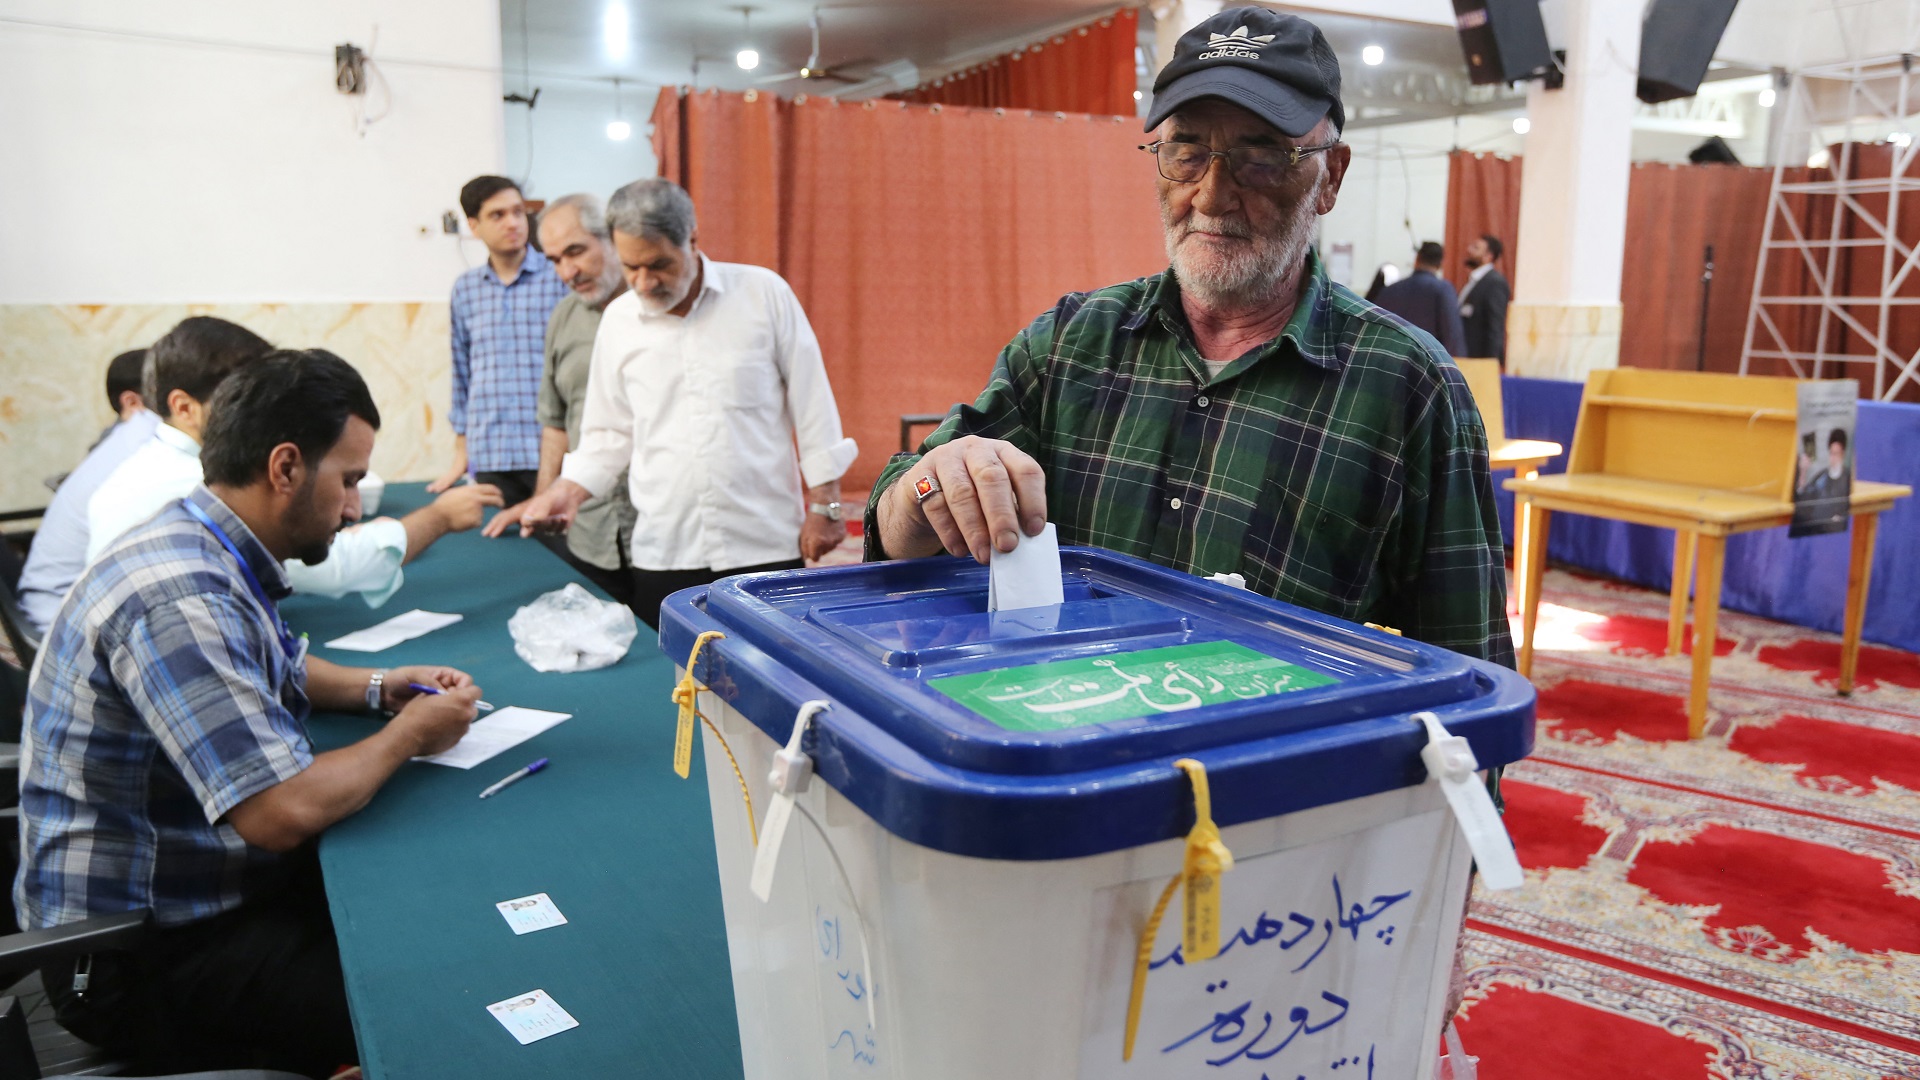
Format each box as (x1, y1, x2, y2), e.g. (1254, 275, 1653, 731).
(865, 252, 1516, 667)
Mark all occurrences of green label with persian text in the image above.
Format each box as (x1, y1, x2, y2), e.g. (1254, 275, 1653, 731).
(928, 641, 1337, 732)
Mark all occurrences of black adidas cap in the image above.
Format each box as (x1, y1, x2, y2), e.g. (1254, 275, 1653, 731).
(1146, 7, 1344, 138)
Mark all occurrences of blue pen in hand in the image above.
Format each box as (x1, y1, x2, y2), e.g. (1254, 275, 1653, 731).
(409, 681, 494, 712)
(479, 758, 549, 799)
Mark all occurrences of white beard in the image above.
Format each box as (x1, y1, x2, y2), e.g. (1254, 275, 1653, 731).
(1164, 174, 1323, 308)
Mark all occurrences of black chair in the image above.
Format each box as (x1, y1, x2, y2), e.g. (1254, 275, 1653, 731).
(0, 540, 41, 676)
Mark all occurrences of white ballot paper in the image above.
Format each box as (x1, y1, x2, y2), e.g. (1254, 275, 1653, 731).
(987, 522, 1064, 612)
(324, 609, 462, 652)
(416, 706, 571, 769)
(496, 892, 568, 935)
(486, 988, 579, 1045)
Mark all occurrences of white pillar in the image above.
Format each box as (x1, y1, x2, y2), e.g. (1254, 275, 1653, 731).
(1507, 0, 1642, 379)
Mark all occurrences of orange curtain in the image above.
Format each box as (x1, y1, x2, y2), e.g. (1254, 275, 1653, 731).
(653, 88, 787, 270)
(890, 9, 1139, 118)
(652, 89, 1166, 493)
(1442, 151, 1523, 291)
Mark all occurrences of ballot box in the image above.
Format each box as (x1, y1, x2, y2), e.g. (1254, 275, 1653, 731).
(658, 548, 1533, 1080)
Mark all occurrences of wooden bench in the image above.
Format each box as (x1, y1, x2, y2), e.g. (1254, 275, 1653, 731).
(1504, 368, 1910, 738)
(1457, 359, 1564, 617)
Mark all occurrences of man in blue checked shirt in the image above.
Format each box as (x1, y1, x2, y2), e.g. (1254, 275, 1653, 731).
(18, 350, 482, 1077)
(430, 175, 569, 502)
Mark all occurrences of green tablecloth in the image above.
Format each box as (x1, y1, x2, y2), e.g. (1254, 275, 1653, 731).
(281, 485, 743, 1079)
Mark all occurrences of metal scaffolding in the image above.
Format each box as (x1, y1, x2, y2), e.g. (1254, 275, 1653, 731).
(1740, 54, 1920, 400)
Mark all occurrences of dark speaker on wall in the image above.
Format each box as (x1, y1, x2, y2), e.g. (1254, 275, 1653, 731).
(1452, 0, 1553, 85)
(1638, 0, 1741, 103)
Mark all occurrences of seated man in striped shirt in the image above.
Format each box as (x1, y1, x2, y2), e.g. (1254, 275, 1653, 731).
(868, 7, 1512, 667)
(18, 351, 482, 1077)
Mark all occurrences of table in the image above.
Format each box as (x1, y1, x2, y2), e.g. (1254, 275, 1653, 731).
(281, 485, 743, 1079)
(1505, 368, 1915, 739)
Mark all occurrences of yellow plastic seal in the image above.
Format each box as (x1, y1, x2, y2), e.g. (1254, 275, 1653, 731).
(671, 630, 726, 779)
(1122, 757, 1234, 1061)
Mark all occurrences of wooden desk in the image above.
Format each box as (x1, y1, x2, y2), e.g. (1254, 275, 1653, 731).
(1457, 359, 1564, 615)
(1503, 369, 1910, 738)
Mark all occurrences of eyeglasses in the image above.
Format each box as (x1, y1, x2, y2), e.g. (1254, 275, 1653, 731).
(1139, 140, 1341, 189)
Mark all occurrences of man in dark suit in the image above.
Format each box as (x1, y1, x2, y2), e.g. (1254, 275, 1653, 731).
(1460, 233, 1511, 363)
(1374, 241, 1466, 356)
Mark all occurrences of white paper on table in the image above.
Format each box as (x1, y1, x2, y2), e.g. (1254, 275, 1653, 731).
(323, 609, 463, 652)
(486, 988, 579, 1045)
(415, 706, 571, 769)
(987, 522, 1064, 613)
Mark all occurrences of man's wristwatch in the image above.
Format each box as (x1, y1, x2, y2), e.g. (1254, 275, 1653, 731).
(365, 670, 387, 713)
(808, 501, 844, 522)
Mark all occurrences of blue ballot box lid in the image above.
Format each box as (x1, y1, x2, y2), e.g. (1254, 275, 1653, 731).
(658, 548, 1534, 861)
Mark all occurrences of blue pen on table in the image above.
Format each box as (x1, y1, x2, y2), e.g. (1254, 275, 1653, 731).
(409, 682, 494, 712)
(479, 758, 549, 800)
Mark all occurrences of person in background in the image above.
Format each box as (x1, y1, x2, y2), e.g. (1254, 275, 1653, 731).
(866, 6, 1511, 667)
(1363, 262, 1400, 305)
(515, 178, 859, 628)
(1459, 233, 1510, 364)
(1374, 241, 1467, 357)
(19, 350, 481, 1078)
(15, 351, 163, 633)
(429, 175, 570, 502)
(482, 192, 640, 606)
(86, 317, 501, 606)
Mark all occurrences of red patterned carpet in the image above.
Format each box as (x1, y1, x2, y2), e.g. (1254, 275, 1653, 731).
(1456, 569, 1920, 1080)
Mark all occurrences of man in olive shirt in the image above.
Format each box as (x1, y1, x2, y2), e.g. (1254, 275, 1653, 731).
(484, 193, 638, 605)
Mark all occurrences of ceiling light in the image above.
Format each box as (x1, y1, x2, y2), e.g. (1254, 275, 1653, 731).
(1809, 148, 1831, 168)
(735, 7, 758, 70)
(1893, 131, 1913, 147)
(1758, 87, 1775, 108)
(602, 4, 630, 62)
(607, 120, 631, 141)
(1362, 44, 1384, 66)
(1133, 89, 1142, 100)
(1512, 116, 1531, 135)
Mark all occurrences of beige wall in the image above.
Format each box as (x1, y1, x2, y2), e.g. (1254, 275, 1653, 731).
(0, 304, 454, 514)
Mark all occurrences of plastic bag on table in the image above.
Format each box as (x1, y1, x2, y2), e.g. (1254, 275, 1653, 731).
(508, 583, 638, 672)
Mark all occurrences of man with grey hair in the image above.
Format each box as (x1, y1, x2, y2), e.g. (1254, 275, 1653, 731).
(483, 192, 640, 605)
(516, 178, 859, 627)
(867, 7, 1511, 666)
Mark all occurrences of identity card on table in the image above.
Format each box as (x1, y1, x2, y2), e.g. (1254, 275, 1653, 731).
(496, 892, 568, 935)
(486, 989, 579, 1045)
(323, 609, 462, 652)
(415, 706, 571, 769)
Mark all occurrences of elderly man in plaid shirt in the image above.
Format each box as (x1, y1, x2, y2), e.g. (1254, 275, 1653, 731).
(868, 7, 1512, 668)
(431, 175, 570, 502)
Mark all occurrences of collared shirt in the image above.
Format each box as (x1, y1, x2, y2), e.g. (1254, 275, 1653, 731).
(539, 291, 638, 571)
(17, 487, 314, 929)
(562, 255, 859, 571)
(1458, 262, 1496, 306)
(18, 410, 161, 633)
(451, 247, 570, 472)
(84, 423, 408, 605)
(864, 252, 1515, 666)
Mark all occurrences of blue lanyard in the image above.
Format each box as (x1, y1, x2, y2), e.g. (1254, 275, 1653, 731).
(181, 499, 302, 662)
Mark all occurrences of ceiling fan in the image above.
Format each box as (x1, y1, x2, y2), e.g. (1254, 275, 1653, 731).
(757, 8, 873, 85)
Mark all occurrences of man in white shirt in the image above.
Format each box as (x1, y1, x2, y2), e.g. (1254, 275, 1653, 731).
(16, 351, 162, 633)
(86, 317, 502, 606)
(516, 178, 858, 627)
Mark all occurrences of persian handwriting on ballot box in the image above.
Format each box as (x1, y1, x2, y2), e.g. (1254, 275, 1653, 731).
(1154, 875, 1405, 1074)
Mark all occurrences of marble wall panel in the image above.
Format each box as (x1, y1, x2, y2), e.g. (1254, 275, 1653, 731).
(0, 303, 455, 513)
